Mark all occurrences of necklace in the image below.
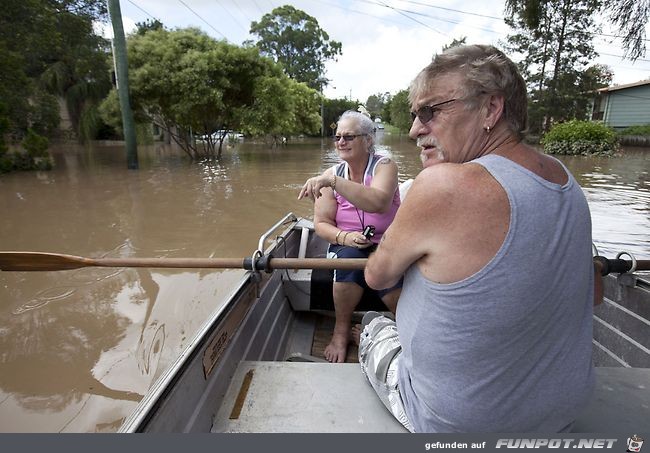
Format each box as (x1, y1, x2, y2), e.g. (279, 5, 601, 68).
(355, 206, 365, 230)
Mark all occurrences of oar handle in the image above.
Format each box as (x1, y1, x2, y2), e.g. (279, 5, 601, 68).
(245, 256, 366, 271)
(594, 256, 650, 276)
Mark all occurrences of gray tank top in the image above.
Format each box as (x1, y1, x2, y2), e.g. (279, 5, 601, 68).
(396, 154, 595, 432)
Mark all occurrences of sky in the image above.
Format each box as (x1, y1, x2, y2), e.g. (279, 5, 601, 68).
(101, 0, 650, 103)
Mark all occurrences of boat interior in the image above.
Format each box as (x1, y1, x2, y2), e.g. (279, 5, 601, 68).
(120, 214, 650, 433)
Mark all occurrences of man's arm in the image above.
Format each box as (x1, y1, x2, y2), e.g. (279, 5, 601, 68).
(365, 169, 442, 289)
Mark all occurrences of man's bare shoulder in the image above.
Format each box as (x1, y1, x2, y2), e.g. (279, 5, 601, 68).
(408, 163, 468, 196)
(403, 162, 498, 214)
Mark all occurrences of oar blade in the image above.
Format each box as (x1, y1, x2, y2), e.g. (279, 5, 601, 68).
(0, 252, 88, 271)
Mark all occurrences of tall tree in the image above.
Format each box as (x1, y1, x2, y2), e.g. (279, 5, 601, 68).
(109, 28, 320, 159)
(505, 0, 648, 60)
(0, 0, 110, 140)
(504, 0, 605, 132)
(388, 90, 412, 133)
(248, 5, 342, 90)
(365, 93, 390, 119)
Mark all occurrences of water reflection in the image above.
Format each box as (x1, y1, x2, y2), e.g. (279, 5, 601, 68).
(0, 137, 648, 432)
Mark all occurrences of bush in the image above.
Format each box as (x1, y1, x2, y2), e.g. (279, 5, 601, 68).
(21, 129, 49, 157)
(0, 129, 53, 173)
(0, 150, 53, 173)
(618, 124, 650, 136)
(541, 120, 618, 156)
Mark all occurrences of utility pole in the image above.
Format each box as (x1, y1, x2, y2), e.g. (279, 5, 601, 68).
(108, 0, 138, 169)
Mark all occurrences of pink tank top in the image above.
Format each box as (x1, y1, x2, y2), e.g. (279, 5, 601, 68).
(333, 153, 400, 244)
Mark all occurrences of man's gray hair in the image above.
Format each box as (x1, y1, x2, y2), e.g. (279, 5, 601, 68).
(409, 44, 528, 139)
(338, 110, 377, 154)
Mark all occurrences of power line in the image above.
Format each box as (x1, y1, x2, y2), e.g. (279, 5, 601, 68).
(229, 0, 254, 27)
(213, 0, 248, 34)
(126, 0, 160, 22)
(373, 0, 447, 36)
(314, 0, 411, 28)
(251, 0, 266, 16)
(389, 0, 503, 21)
(358, 0, 649, 46)
(177, 0, 228, 40)
(360, 0, 503, 36)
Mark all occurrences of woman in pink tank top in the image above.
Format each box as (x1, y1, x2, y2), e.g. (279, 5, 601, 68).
(298, 110, 402, 363)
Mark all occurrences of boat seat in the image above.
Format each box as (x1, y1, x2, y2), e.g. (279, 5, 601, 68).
(212, 363, 650, 433)
(282, 267, 389, 312)
(211, 361, 408, 433)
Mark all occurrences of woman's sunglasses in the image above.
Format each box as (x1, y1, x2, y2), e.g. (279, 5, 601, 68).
(334, 134, 366, 142)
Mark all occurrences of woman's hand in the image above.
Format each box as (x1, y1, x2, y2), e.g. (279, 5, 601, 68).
(343, 231, 373, 249)
(298, 173, 334, 201)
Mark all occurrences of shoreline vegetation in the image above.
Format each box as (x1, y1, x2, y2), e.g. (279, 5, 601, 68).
(2, 121, 650, 174)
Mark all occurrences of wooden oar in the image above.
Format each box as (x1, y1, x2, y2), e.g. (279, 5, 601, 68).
(0, 252, 648, 275)
(0, 251, 367, 272)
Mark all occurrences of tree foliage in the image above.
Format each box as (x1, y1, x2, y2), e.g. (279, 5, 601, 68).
(109, 28, 321, 158)
(503, 0, 611, 133)
(608, 0, 649, 60)
(249, 5, 342, 90)
(364, 93, 390, 119)
(505, 0, 648, 60)
(387, 90, 412, 133)
(0, 0, 110, 142)
(322, 98, 358, 137)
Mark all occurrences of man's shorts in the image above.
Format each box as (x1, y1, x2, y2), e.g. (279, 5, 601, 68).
(358, 311, 414, 432)
(327, 244, 402, 297)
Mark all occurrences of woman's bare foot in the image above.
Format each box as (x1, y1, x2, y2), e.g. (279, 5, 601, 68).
(351, 324, 363, 346)
(324, 331, 349, 363)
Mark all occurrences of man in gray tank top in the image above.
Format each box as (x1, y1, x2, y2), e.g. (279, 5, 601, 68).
(359, 45, 604, 432)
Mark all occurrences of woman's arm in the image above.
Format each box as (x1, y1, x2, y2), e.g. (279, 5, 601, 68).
(333, 160, 398, 213)
(298, 159, 398, 214)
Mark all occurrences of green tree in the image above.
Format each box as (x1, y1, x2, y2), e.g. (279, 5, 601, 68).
(239, 77, 321, 146)
(322, 98, 358, 137)
(388, 90, 411, 133)
(365, 93, 390, 119)
(0, 0, 110, 141)
(135, 18, 164, 35)
(505, 0, 648, 60)
(249, 5, 342, 90)
(114, 27, 320, 158)
(503, 0, 605, 133)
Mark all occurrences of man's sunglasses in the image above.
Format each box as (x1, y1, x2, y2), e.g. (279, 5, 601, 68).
(410, 98, 458, 124)
(334, 134, 366, 142)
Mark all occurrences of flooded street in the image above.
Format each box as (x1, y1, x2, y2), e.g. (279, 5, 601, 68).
(1, 135, 649, 432)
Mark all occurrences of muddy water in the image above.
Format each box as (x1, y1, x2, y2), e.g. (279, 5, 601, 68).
(0, 135, 648, 432)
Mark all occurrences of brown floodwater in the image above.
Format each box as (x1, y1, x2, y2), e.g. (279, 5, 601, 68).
(1, 134, 649, 432)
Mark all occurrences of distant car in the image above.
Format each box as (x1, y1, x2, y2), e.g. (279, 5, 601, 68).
(199, 131, 244, 141)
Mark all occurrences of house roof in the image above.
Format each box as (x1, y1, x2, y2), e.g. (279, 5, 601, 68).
(597, 79, 650, 93)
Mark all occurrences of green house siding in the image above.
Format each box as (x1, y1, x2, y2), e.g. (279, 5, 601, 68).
(595, 84, 650, 130)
